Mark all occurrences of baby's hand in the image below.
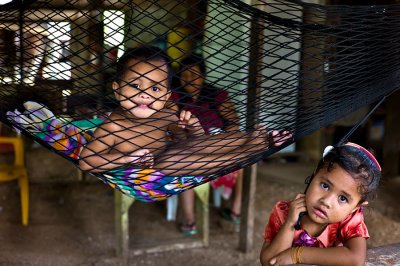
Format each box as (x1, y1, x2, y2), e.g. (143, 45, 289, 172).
(178, 110, 203, 134)
(125, 149, 154, 168)
(270, 130, 293, 147)
(286, 193, 306, 228)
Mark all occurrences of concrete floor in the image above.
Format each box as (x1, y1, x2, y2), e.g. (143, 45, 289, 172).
(0, 147, 399, 265)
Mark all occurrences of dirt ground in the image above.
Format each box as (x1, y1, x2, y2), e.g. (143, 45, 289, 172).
(0, 146, 399, 266)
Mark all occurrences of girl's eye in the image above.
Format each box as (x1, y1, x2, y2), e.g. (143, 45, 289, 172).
(338, 195, 348, 203)
(151, 86, 160, 92)
(320, 182, 329, 191)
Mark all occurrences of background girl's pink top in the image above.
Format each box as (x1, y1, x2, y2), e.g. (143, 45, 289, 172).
(170, 89, 228, 133)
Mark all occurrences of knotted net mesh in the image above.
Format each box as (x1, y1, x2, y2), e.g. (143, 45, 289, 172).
(0, 0, 398, 201)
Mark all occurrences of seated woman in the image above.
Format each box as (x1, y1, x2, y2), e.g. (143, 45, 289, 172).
(171, 54, 245, 235)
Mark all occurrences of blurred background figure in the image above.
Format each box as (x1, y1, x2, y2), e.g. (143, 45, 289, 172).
(171, 54, 243, 235)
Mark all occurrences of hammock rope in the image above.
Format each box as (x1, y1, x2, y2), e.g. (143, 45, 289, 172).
(0, 0, 399, 202)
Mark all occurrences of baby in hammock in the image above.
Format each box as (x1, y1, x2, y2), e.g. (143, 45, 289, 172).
(79, 46, 282, 177)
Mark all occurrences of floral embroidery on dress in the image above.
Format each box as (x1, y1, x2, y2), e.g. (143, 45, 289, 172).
(294, 231, 318, 247)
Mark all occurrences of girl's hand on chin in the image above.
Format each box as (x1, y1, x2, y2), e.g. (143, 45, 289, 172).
(287, 193, 306, 228)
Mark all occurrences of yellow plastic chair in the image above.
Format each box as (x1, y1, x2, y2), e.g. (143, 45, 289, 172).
(0, 137, 29, 225)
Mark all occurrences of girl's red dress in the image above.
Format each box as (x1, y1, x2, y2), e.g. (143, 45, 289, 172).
(263, 201, 369, 247)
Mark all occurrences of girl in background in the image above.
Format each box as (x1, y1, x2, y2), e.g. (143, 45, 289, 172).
(171, 54, 243, 234)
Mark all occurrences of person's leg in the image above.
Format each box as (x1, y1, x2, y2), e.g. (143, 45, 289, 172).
(181, 189, 195, 224)
(180, 189, 197, 235)
(155, 128, 268, 176)
(220, 170, 242, 224)
(231, 169, 243, 216)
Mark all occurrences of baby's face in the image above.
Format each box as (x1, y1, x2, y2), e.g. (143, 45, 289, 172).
(305, 164, 363, 225)
(113, 59, 170, 118)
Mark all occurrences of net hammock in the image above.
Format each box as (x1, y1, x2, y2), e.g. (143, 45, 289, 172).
(0, 0, 399, 202)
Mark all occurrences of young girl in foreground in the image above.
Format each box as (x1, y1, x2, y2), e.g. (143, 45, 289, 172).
(260, 142, 381, 266)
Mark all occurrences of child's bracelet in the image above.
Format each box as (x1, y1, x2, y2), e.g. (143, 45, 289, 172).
(291, 247, 297, 264)
(295, 245, 304, 264)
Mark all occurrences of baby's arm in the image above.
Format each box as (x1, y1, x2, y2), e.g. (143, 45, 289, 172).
(269, 237, 367, 266)
(79, 122, 153, 172)
(260, 194, 306, 266)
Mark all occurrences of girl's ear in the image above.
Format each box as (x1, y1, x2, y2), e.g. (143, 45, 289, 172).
(352, 201, 368, 213)
(112, 81, 119, 92)
(112, 81, 121, 99)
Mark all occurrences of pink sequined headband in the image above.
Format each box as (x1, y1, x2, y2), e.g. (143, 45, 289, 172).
(323, 142, 381, 171)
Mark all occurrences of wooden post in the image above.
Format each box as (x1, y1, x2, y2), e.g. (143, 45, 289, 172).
(383, 90, 400, 178)
(196, 192, 209, 247)
(296, 6, 326, 162)
(114, 191, 134, 259)
(239, 164, 258, 252)
(90, 0, 105, 106)
(238, 5, 264, 252)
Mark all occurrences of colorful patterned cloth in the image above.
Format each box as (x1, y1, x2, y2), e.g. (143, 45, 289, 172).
(6, 102, 206, 202)
(6, 102, 100, 160)
(36, 119, 97, 159)
(99, 168, 206, 202)
(263, 201, 369, 247)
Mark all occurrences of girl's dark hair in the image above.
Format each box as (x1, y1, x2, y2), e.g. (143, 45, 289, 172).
(312, 144, 381, 202)
(115, 46, 173, 89)
(179, 53, 206, 77)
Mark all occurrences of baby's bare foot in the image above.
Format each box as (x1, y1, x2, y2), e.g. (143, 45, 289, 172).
(270, 130, 293, 147)
(127, 149, 154, 168)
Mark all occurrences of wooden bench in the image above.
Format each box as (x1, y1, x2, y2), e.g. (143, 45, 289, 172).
(114, 186, 209, 259)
